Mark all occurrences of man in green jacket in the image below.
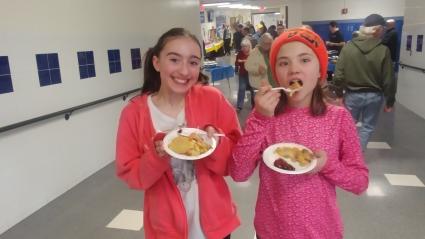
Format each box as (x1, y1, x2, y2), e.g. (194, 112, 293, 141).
(333, 13, 396, 150)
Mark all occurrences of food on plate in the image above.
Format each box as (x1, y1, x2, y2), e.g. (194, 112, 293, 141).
(288, 80, 303, 97)
(168, 133, 212, 156)
(274, 146, 314, 167)
(273, 158, 295, 171)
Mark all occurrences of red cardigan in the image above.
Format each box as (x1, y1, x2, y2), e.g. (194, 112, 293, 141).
(116, 84, 241, 239)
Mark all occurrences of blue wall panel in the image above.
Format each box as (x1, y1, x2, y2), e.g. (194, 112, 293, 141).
(304, 16, 404, 62)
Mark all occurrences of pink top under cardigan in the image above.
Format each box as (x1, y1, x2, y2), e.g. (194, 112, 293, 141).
(231, 105, 369, 239)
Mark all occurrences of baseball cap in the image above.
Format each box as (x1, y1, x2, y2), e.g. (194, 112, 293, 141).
(364, 14, 386, 27)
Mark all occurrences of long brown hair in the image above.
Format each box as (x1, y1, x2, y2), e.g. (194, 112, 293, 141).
(142, 28, 208, 94)
(274, 83, 327, 116)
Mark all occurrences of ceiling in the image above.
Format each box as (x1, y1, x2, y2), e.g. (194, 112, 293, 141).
(200, 0, 287, 9)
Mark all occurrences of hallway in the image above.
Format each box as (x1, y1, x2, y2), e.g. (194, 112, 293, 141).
(1, 66, 425, 239)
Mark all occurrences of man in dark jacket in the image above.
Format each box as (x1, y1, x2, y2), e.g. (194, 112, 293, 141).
(333, 14, 396, 150)
(233, 24, 244, 53)
(326, 21, 345, 55)
(382, 19, 398, 62)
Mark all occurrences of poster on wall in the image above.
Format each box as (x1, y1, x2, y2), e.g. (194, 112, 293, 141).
(417, 35, 423, 52)
(406, 35, 412, 51)
(200, 11, 205, 23)
(216, 15, 226, 29)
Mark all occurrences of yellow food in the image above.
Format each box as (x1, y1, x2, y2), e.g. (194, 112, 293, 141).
(274, 146, 313, 167)
(288, 80, 303, 97)
(168, 133, 212, 156)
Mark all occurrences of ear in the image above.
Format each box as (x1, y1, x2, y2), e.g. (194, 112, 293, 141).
(152, 55, 160, 72)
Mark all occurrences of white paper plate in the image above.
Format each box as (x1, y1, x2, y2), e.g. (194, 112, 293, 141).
(263, 142, 317, 174)
(163, 128, 217, 160)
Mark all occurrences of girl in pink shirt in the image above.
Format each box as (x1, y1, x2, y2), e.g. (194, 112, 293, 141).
(231, 28, 369, 239)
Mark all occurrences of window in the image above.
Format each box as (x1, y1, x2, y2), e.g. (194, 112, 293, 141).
(36, 53, 62, 87)
(0, 56, 14, 94)
(77, 51, 96, 79)
(108, 49, 122, 74)
(131, 48, 141, 69)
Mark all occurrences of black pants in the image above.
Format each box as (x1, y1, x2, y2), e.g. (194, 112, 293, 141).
(224, 38, 231, 55)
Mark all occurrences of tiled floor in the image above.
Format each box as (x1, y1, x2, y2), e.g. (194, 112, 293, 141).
(1, 55, 425, 239)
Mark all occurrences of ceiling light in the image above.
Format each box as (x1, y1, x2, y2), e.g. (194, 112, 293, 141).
(203, 2, 230, 7)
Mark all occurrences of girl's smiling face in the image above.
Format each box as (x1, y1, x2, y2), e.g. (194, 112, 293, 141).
(152, 37, 201, 95)
(275, 41, 321, 107)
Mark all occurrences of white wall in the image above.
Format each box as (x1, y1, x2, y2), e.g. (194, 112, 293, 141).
(0, 0, 201, 234)
(397, 0, 425, 119)
(283, 0, 405, 27)
(282, 0, 303, 27)
(301, 0, 405, 21)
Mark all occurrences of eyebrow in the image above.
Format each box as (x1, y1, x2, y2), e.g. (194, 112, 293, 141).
(277, 52, 314, 60)
(166, 52, 201, 60)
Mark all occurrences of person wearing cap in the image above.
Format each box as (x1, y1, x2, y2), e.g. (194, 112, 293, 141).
(326, 20, 345, 55)
(333, 13, 396, 150)
(245, 33, 275, 89)
(231, 27, 368, 239)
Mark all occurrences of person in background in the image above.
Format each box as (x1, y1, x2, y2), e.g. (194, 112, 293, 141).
(223, 24, 232, 56)
(235, 38, 254, 112)
(231, 28, 368, 239)
(267, 25, 278, 39)
(301, 24, 313, 31)
(276, 24, 286, 36)
(251, 24, 264, 45)
(260, 21, 267, 33)
(333, 14, 396, 150)
(382, 19, 398, 63)
(246, 21, 256, 35)
(116, 28, 241, 239)
(245, 33, 274, 89)
(242, 26, 255, 47)
(233, 24, 244, 53)
(326, 20, 345, 55)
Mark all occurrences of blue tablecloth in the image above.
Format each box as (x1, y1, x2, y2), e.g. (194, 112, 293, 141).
(204, 64, 234, 82)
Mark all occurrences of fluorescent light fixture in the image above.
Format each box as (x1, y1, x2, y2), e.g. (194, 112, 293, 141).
(217, 3, 261, 9)
(274, 12, 281, 15)
(203, 2, 230, 7)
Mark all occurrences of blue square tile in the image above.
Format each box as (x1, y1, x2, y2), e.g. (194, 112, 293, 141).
(50, 69, 61, 84)
(79, 65, 88, 79)
(108, 50, 115, 61)
(87, 65, 96, 77)
(0, 56, 11, 75)
(114, 50, 120, 61)
(131, 48, 137, 59)
(0, 75, 13, 94)
(115, 62, 122, 73)
(109, 62, 115, 73)
(36, 54, 49, 71)
(48, 53, 59, 69)
(133, 59, 141, 69)
(86, 51, 94, 65)
(38, 70, 50, 86)
(77, 52, 87, 66)
(133, 48, 141, 59)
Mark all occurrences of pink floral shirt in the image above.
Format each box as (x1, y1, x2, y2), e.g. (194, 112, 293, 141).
(231, 105, 369, 239)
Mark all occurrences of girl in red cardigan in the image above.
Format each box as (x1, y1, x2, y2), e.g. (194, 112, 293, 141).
(116, 28, 241, 239)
